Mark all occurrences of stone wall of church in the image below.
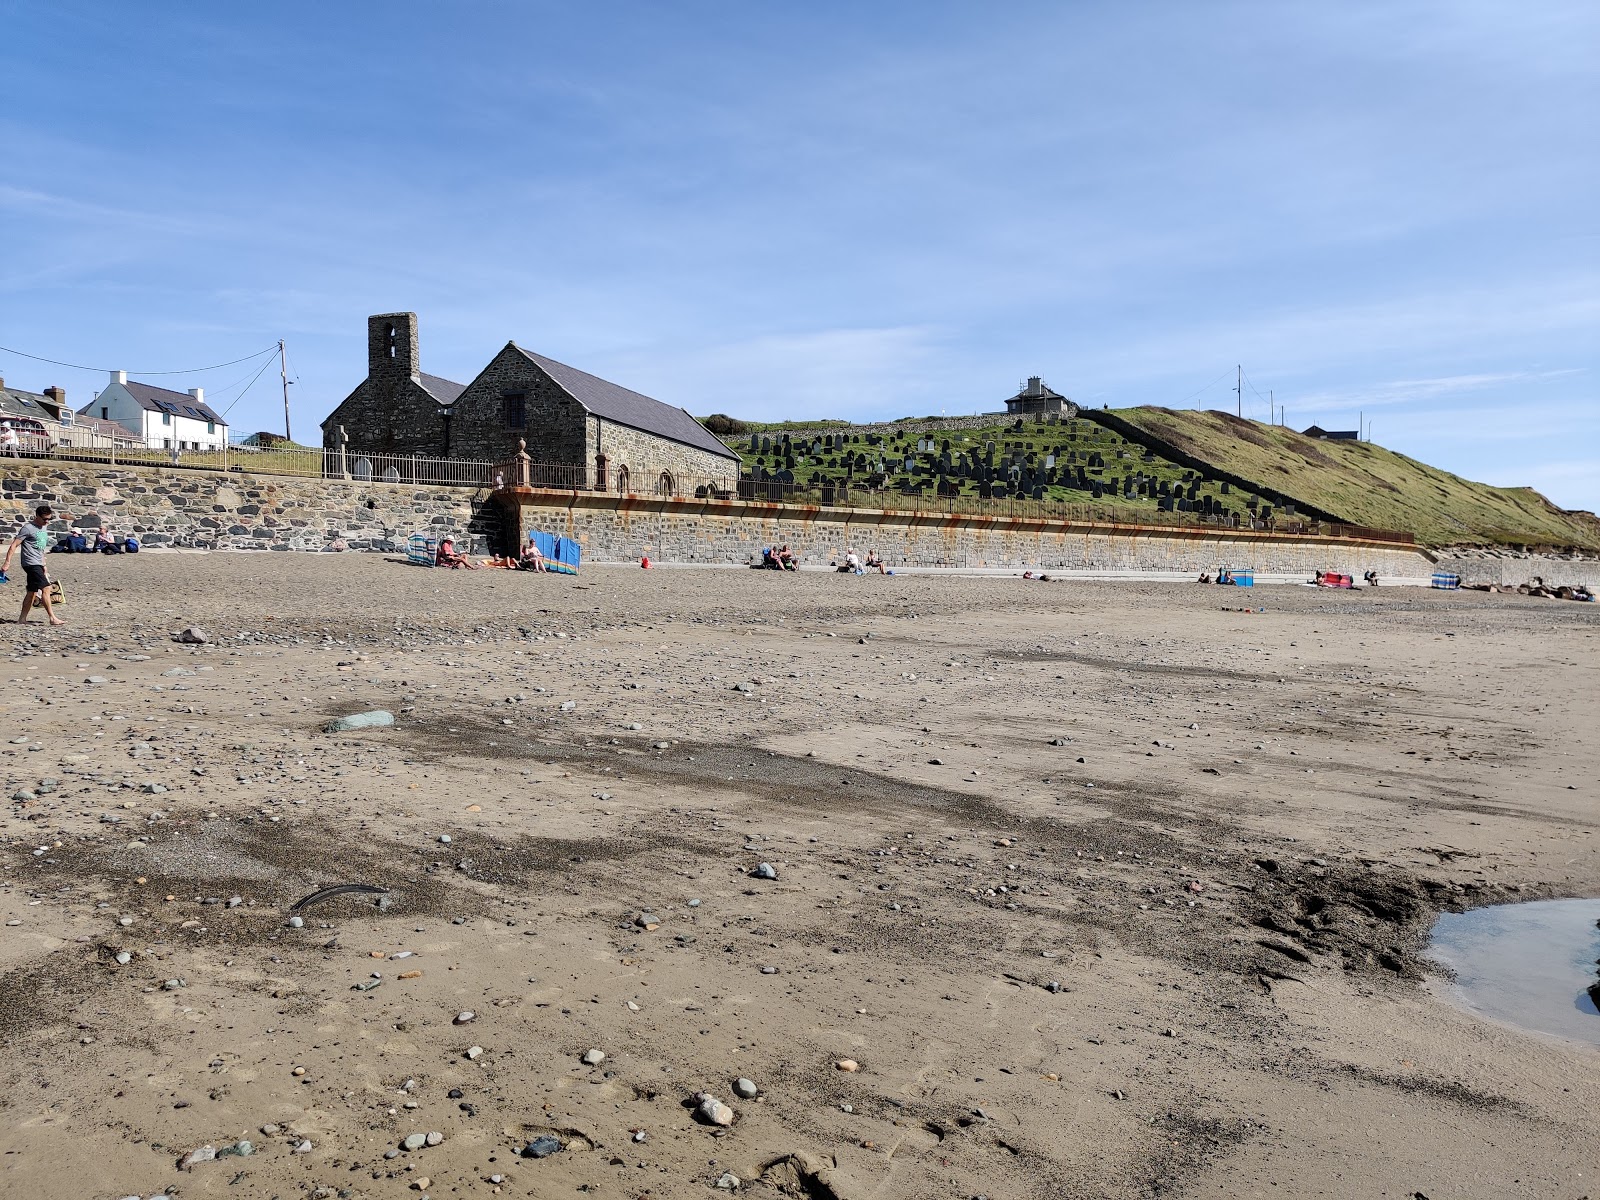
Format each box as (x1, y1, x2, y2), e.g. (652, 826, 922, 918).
(319, 376, 450, 457)
(445, 344, 589, 466)
(589, 417, 741, 495)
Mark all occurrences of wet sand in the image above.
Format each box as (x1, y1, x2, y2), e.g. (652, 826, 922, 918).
(1, 554, 1596, 1200)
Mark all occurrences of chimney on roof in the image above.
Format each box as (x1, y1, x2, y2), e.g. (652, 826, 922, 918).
(1026, 376, 1043, 397)
(43, 386, 65, 407)
(189, 387, 204, 405)
(111, 370, 127, 386)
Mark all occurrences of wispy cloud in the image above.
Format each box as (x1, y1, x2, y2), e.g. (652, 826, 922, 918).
(1292, 369, 1587, 414)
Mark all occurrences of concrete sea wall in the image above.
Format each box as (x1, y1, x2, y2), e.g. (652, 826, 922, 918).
(1432, 551, 1600, 589)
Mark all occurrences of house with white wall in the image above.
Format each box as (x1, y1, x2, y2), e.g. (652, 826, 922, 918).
(80, 370, 228, 451)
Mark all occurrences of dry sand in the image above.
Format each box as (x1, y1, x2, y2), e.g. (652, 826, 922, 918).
(1, 554, 1596, 1200)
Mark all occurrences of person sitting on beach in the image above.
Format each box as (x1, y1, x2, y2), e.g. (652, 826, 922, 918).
(436, 537, 476, 569)
(844, 550, 864, 575)
(1197, 572, 1212, 583)
(777, 544, 798, 571)
(517, 538, 547, 572)
(864, 549, 887, 574)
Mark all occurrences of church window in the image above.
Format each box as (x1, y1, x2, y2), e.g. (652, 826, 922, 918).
(385, 323, 398, 360)
(503, 392, 526, 429)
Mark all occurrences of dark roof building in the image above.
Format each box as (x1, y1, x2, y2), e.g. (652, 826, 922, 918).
(322, 313, 737, 495)
(0, 378, 62, 434)
(119, 380, 226, 425)
(1302, 425, 1359, 441)
(508, 345, 736, 461)
(1004, 376, 1075, 417)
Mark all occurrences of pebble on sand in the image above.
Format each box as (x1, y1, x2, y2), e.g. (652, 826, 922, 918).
(836, 1059, 860, 1072)
(324, 710, 395, 733)
(695, 1093, 736, 1126)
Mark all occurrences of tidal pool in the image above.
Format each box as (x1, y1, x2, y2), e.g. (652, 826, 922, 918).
(1427, 898, 1600, 1045)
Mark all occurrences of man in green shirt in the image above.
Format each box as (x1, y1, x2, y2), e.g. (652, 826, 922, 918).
(4, 504, 66, 625)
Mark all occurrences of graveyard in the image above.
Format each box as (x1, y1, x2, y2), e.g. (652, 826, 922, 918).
(729, 415, 1298, 530)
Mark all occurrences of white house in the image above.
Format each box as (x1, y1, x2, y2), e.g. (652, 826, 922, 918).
(80, 370, 228, 451)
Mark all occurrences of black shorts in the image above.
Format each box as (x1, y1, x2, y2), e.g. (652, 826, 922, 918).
(23, 564, 48, 593)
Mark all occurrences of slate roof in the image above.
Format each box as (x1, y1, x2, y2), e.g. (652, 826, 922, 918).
(82, 380, 226, 425)
(417, 372, 467, 406)
(511, 344, 737, 460)
(0, 384, 57, 425)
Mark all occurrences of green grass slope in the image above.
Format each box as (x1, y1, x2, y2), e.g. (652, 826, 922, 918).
(1101, 408, 1600, 549)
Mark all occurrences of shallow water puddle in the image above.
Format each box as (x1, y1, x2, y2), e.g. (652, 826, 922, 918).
(1427, 898, 1600, 1045)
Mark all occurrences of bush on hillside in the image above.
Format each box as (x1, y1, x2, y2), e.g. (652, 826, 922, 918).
(702, 414, 750, 436)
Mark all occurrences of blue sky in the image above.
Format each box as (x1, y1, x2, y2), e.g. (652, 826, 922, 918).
(3, 1, 1596, 508)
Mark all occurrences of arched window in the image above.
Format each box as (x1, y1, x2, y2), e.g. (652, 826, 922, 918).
(615, 465, 631, 495)
(657, 470, 675, 497)
(594, 453, 608, 492)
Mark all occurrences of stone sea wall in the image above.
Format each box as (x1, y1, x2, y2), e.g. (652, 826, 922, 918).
(502, 491, 1436, 576)
(1, 461, 1436, 576)
(1, 462, 489, 551)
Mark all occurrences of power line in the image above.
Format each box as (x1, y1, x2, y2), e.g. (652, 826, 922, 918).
(0, 342, 279, 375)
(1176, 368, 1234, 410)
(220, 355, 279, 418)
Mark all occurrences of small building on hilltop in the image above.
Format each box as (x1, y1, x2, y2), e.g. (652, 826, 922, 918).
(80, 372, 228, 451)
(1004, 376, 1075, 418)
(322, 313, 739, 493)
(1302, 425, 1359, 441)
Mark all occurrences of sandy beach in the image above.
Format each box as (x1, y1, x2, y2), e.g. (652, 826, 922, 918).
(1, 553, 1595, 1200)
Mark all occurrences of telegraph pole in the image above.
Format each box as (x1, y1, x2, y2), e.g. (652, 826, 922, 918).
(279, 341, 292, 442)
(1236, 365, 1242, 418)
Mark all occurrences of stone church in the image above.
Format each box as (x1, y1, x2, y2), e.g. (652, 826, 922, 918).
(321, 312, 739, 492)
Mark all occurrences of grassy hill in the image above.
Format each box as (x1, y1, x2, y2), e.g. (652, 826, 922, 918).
(1097, 408, 1600, 550)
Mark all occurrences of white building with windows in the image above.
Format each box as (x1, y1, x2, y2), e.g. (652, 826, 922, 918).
(80, 370, 228, 451)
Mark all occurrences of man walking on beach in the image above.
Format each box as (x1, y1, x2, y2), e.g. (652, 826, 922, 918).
(4, 504, 65, 625)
